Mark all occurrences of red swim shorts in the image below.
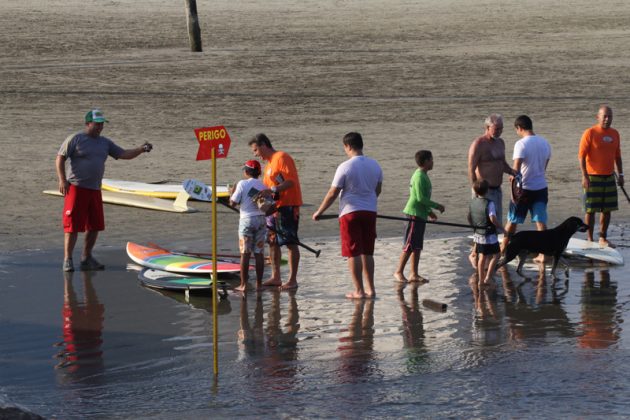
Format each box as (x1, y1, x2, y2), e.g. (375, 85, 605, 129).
(62, 185, 105, 233)
(339, 211, 377, 257)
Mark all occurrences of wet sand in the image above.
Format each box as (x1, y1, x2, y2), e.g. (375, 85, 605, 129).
(3, 235, 630, 418)
(3, 0, 630, 418)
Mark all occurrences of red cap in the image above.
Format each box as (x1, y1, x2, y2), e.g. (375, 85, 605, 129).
(243, 159, 261, 171)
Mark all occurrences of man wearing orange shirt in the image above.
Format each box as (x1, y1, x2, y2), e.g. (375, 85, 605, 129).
(249, 133, 303, 290)
(578, 105, 624, 248)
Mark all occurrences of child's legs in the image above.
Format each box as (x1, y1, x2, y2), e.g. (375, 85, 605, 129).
(410, 250, 421, 277)
(253, 252, 264, 285)
(400, 218, 425, 278)
(238, 217, 259, 287)
(484, 253, 499, 283)
(477, 253, 488, 282)
(239, 252, 251, 286)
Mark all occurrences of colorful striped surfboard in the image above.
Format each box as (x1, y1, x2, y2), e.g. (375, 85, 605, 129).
(138, 268, 228, 295)
(126, 242, 242, 274)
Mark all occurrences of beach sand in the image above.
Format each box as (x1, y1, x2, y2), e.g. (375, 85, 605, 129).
(2, 0, 630, 253)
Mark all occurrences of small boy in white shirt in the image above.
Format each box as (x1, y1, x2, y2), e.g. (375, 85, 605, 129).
(230, 160, 268, 292)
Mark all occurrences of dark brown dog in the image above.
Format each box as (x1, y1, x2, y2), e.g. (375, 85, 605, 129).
(496, 217, 588, 279)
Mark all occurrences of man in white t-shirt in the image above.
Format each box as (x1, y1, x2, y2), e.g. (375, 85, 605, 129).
(312, 132, 383, 299)
(502, 115, 552, 259)
(230, 159, 268, 292)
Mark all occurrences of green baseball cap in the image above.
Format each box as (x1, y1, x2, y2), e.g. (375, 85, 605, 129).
(85, 109, 108, 123)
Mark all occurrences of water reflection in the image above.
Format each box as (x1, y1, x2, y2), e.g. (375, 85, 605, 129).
(55, 271, 104, 384)
(152, 288, 233, 315)
(469, 273, 499, 321)
(469, 272, 502, 346)
(237, 290, 300, 389)
(578, 270, 619, 349)
(396, 283, 428, 372)
(337, 299, 376, 383)
(500, 265, 574, 343)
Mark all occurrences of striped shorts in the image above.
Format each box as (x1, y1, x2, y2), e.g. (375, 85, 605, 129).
(584, 174, 618, 213)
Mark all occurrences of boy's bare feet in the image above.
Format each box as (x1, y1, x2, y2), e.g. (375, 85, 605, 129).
(234, 284, 247, 292)
(346, 291, 365, 299)
(599, 238, 616, 248)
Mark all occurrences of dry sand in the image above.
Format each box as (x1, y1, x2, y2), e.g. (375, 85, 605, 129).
(2, 0, 630, 253)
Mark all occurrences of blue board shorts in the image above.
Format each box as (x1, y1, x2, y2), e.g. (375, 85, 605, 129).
(507, 187, 548, 224)
(266, 206, 300, 247)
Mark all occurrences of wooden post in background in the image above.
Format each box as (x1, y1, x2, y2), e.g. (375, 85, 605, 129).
(184, 0, 202, 52)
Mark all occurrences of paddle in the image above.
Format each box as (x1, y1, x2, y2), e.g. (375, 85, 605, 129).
(184, 179, 322, 257)
(316, 213, 474, 229)
(614, 173, 630, 203)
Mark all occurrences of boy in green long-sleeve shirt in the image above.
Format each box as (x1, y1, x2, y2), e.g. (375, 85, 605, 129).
(394, 150, 445, 282)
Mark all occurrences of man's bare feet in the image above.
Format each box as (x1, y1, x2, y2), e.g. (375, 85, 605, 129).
(364, 292, 376, 299)
(280, 281, 298, 290)
(234, 284, 247, 292)
(346, 291, 365, 299)
(262, 278, 282, 287)
(393, 272, 407, 282)
(408, 275, 428, 283)
(599, 238, 616, 248)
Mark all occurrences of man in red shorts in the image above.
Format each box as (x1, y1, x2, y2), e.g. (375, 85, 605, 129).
(312, 132, 383, 299)
(56, 109, 153, 272)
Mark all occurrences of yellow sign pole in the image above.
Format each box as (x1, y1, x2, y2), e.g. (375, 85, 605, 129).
(211, 147, 219, 376)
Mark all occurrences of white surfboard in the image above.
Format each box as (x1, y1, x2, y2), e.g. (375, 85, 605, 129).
(43, 190, 197, 213)
(564, 237, 624, 265)
(468, 234, 624, 265)
(102, 178, 230, 199)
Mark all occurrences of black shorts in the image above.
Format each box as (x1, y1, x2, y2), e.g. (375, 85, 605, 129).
(402, 216, 426, 252)
(475, 242, 500, 256)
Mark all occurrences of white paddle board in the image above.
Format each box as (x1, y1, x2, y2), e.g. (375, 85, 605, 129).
(102, 178, 230, 199)
(43, 190, 197, 213)
(468, 234, 624, 265)
(564, 237, 624, 265)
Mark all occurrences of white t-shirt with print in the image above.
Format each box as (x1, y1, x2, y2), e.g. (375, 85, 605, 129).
(230, 178, 267, 218)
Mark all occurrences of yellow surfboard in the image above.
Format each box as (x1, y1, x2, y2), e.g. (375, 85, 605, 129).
(101, 178, 230, 199)
(43, 189, 197, 213)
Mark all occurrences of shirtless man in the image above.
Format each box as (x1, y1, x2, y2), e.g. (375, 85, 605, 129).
(467, 113, 516, 266)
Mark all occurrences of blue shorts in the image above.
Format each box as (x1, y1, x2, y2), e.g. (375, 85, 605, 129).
(266, 206, 300, 247)
(507, 187, 548, 224)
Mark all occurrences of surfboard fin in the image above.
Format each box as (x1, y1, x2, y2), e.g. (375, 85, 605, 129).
(173, 190, 196, 212)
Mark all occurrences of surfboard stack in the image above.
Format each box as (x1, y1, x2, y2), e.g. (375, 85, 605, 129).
(127, 242, 240, 296)
(100, 178, 230, 213)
